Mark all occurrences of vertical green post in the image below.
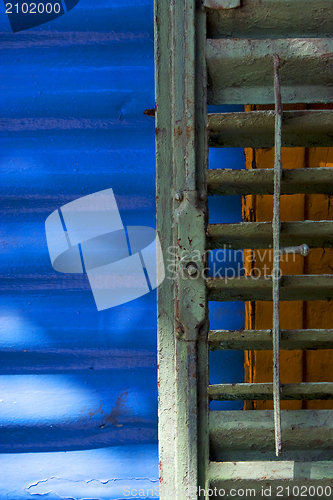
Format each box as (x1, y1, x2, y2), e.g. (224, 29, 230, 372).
(154, 0, 208, 498)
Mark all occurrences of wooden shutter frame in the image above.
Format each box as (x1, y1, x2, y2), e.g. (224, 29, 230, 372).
(155, 0, 333, 498)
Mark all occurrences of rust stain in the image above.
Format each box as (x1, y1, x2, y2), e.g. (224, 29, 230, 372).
(186, 124, 194, 139)
(103, 390, 131, 427)
(106, 391, 128, 424)
(89, 403, 104, 419)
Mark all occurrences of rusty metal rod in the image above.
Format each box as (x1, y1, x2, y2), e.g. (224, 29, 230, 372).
(273, 54, 282, 457)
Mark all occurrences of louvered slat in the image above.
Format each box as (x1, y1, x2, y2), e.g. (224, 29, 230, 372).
(210, 410, 333, 456)
(208, 168, 333, 196)
(207, 461, 333, 500)
(206, 0, 333, 39)
(208, 221, 333, 249)
(209, 383, 333, 401)
(207, 38, 333, 105)
(208, 110, 333, 148)
(207, 275, 333, 302)
(208, 329, 333, 351)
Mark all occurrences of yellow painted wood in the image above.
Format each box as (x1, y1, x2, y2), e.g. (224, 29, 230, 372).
(302, 144, 333, 410)
(244, 104, 333, 410)
(244, 104, 305, 410)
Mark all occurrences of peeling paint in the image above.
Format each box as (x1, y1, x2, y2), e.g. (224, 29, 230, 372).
(26, 477, 159, 499)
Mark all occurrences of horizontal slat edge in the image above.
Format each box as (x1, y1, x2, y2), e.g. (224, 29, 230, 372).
(207, 460, 333, 486)
(208, 382, 333, 400)
(208, 329, 333, 350)
(210, 410, 333, 453)
(207, 168, 333, 196)
(208, 110, 333, 148)
(207, 0, 333, 39)
(207, 38, 333, 105)
(207, 275, 333, 301)
(208, 220, 333, 249)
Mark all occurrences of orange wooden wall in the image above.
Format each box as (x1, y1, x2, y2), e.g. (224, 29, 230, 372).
(244, 104, 333, 410)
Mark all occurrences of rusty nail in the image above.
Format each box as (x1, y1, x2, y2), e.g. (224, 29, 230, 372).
(144, 108, 156, 117)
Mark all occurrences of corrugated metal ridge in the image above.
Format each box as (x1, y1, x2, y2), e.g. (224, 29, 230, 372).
(0, 118, 152, 131)
(0, 348, 156, 372)
(0, 31, 151, 49)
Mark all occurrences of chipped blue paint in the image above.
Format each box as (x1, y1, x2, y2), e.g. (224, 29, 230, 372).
(0, 1, 244, 498)
(0, 445, 158, 499)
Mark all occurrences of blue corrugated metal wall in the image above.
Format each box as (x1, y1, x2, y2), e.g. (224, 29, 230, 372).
(0, 2, 244, 498)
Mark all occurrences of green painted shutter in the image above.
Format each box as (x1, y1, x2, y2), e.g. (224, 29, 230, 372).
(155, 1, 333, 498)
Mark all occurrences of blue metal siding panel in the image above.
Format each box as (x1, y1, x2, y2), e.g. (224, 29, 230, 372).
(0, 445, 159, 499)
(0, 1, 244, 496)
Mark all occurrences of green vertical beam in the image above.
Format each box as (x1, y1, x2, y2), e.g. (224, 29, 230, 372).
(195, 5, 209, 500)
(154, 0, 208, 498)
(154, 0, 177, 496)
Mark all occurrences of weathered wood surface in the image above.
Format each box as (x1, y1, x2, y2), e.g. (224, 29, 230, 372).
(210, 410, 333, 453)
(208, 329, 333, 350)
(207, 39, 333, 104)
(208, 110, 333, 148)
(207, 460, 333, 498)
(155, 0, 208, 497)
(207, 275, 333, 302)
(207, 0, 333, 39)
(209, 382, 333, 400)
(208, 168, 333, 195)
(208, 220, 333, 249)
